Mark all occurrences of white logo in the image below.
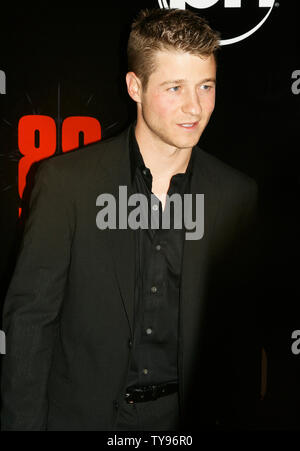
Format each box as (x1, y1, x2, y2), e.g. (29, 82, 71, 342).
(158, 0, 276, 45)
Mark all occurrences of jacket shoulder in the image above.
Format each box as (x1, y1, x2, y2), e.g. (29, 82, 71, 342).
(38, 127, 128, 177)
(195, 146, 257, 195)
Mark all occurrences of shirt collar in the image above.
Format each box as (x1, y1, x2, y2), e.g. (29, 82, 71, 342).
(129, 120, 196, 184)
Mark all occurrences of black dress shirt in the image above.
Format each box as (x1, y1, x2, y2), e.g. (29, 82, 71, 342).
(126, 123, 196, 388)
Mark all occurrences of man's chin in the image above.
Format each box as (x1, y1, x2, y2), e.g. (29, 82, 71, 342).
(154, 127, 202, 149)
(173, 129, 203, 146)
(172, 136, 201, 150)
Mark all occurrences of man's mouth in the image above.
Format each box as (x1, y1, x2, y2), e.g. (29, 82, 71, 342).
(177, 122, 199, 130)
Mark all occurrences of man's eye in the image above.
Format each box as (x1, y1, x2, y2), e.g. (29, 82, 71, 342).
(201, 85, 212, 91)
(169, 86, 180, 92)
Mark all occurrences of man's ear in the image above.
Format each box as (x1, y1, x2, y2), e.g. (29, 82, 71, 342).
(126, 72, 142, 103)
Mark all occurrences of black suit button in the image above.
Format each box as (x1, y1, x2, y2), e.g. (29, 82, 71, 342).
(128, 340, 133, 348)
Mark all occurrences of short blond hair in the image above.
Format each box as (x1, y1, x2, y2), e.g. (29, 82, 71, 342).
(127, 8, 221, 90)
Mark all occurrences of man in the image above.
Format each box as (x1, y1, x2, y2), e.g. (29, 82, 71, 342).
(1, 8, 261, 431)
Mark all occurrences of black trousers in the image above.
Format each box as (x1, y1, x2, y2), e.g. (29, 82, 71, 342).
(114, 392, 180, 431)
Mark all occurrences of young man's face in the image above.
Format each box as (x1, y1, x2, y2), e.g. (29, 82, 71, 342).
(130, 50, 217, 151)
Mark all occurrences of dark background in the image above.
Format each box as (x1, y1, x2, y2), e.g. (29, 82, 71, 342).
(0, 1, 300, 429)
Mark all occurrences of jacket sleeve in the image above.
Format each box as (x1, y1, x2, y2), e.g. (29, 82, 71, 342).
(206, 176, 262, 429)
(1, 160, 73, 431)
(217, 179, 262, 428)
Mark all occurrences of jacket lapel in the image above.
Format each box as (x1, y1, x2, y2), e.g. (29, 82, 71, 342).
(178, 149, 220, 410)
(98, 126, 137, 338)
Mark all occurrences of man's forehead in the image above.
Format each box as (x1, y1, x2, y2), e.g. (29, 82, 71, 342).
(150, 50, 216, 83)
(152, 49, 216, 71)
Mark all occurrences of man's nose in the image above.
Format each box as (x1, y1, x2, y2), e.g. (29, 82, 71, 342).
(181, 90, 202, 116)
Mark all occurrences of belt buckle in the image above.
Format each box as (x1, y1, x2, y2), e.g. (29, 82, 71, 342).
(125, 384, 161, 403)
(125, 386, 145, 404)
(125, 390, 135, 404)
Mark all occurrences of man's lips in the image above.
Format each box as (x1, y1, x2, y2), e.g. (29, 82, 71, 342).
(177, 121, 199, 130)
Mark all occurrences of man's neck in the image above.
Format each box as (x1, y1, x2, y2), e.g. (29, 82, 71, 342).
(134, 122, 192, 181)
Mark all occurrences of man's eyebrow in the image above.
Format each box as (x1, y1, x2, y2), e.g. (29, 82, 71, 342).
(159, 78, 216, 87)
(159, 79, 186, 86)
(200, 77, 216, 85)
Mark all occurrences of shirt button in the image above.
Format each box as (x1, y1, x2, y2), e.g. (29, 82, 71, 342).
(155, 244, 161, 251)
(142, 169, 147, 176)
(146, 328, 153, 335)
(152, 204, 159, 211)
(151, 286, 157, 293)
(142, 369, 149, 375)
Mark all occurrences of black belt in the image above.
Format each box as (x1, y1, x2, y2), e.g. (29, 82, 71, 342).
(125, 382, 178, 404)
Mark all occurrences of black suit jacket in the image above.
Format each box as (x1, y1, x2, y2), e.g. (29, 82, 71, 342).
(0, 123, 261, 431)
